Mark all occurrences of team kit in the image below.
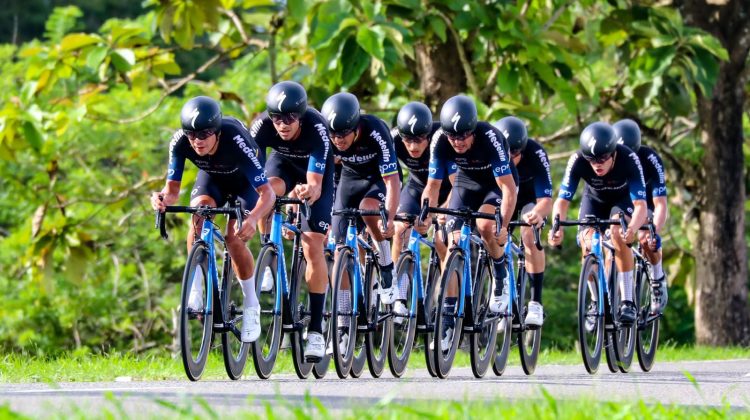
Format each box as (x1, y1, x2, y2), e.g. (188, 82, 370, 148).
(151, 81, 668, 379)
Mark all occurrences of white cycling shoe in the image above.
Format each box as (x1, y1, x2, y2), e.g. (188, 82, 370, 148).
(304, 332, 325, 362)
(241, 306, 261, 343)
(260, 267, 274, 292)
(187, 271, 204, 312)
(525, 301, 544, 327)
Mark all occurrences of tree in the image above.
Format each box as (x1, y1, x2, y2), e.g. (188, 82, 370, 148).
(672, 0, 750, 346)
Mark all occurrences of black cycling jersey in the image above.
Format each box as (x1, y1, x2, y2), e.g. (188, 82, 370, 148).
(559, 144, 647, 203)
(392, 122, 457, 186)
(167, 117, 268, 190)
(332, 114, 399, 179)
(516, 139, 553, 200)
(428, 121, 514, 189)
(249, 107, 332, 175)
(637, 145, 668, 207)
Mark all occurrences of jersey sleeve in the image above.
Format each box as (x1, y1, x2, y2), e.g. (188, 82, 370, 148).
(230, 125, 270, 190)
(166, 130, 187, 182)
(626, 151, 648, 202)
(375, 125, 399, 177)
(644, 149, 668, 197)
(487, 128, 513, 178)
(532, 145, 553, 198)
(307, 118, 332, 175)
(248, 113, 272, 162)
(558, 153, 581, 201)
(428, 131, 452, 180)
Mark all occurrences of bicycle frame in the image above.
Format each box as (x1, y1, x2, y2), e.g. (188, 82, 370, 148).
(341, 218, 377, 319)
(198, 219, 225, 319)
(404, 224, 439, 319)
(454, 222, 486, 317)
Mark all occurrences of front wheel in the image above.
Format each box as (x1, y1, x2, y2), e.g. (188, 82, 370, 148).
(365, 262, 391, 378)
(433, 251, 464, 379)
(250, 245, 282, 379)
(331, 247, 357, 379)
(290, 258, 314, 379)
(220, 254, 250, 380)
(180, 241, 213, 381)
(312, 250, 335, 379)
(517, 267, 541, 375)
(388, 253, 417, 378)
(578, 255, 604, 374)
(470, 257, 497, 378)
(636, 263, 659, 372)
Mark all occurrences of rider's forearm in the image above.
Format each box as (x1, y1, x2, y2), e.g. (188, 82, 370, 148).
(161, 180, 181, 205)
(553, 198, 570, 221)
(421, 179, 441, 211)
(496, 175, 516, 229)
(629, 200, 648, 231)
(249, 185, 276, 222)
(652, 197, 668, 234)
(306, 171, 323, 189)
(384, 174, 400, 221)
(533, 197, 553, 218)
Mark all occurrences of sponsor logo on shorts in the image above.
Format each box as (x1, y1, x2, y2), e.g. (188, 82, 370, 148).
(318, 221, 330, 231)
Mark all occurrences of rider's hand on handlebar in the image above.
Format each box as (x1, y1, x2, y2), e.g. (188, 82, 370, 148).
(623, 226, 637, 244)
(380, 218, 395, 238)
(293, 184, 321, 205)
(235, 213, 257, 242)
(638, 229, 658, 251)
(523, 209, 543, 226)
(414, 218, 429, 235)
(150, 192, 166, 212)
(548, 228, 563, 247)
(494, 225, 508, 246)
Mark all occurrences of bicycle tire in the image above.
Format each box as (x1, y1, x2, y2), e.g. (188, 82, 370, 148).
(290, 257, 314, 379)
(250, 245, 282, 379)
(388, 252, 417, 378)
(422, 259, 441, 378)
(636, 263, 659, 371)
(313, 250, 335, 379)
(331, 247, 357, 379)
(470, 256, 497, 378)
(365, 262, 390, 378)
(180, 241, 213, 381)
(578, 255, 603, 374)
(492, 261, 512, 377)
(220, 252, 250, 380)
(611, 261, 636, 373)
(517, 266, 541, 375)
(604, 258, 620, 374)
(433, 250, 464, 379)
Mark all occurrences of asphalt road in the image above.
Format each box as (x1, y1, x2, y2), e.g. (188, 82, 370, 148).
(1, 359, 748, 416)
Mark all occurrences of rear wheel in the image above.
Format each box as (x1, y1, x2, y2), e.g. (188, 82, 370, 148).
(578, 255, 603, 374)
(433, 251, 464, 378)
(365, 262, 390, 378)
(313, 250, 334, 379)
(636, 263, 659, 372)
(422, 260, 441, 378)
(220, 253, 249, 380)
(179, 241, 213, 381)
(612, 262, 636, 373)
(290, 258, 314, 379)
(469, 257, 497, 378)
(250, 245, 282, 379)
(331, 247, 357, 379)
(517, 267, 541, 375)
(388, 253, 417, 378)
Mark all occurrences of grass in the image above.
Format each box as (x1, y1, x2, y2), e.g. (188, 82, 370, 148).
(1, 390, 748, 419)
(1, 343, 747, 383)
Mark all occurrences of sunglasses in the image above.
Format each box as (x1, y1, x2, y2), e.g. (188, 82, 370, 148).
(584, 153, 613, 164)
(446, 131, 472, 142)
(185, 129, 216, 140)
(400, 132, 428, 144)
(330, 128, 356, 139)
(269, 112, 301, 125)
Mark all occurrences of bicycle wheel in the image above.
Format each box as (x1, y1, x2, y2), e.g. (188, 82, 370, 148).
(250, 245, 282, 379)
(433, 251, 464, 379)
(313, 250, 334, 379)
(365, 262, 391, 378)
(388, 252, 417, 378)
(492, 264, 512, 377)
(220, 253, 250, 380)
(604, 259, 620, 374)
(422, 259, 441, 378)
(470, 257, 497, 378)
(517, 267, 541, 375)
(331, 247, 357, 379)
(578, 255, 603, 374)
(180, 241, 213, 381)
(290, 257, 314, 379)
(636, 264, 659, 372)
(611, 266, 636, 373)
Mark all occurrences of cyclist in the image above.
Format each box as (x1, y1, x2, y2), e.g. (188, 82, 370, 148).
(390, 102, 456, 317)
(248, 81, 335, 362)
(422, 95, 517, 345)
(322, 92, 401, 306)
(150, 96, 276, 343)
(548, 121, 648, 326)
(493, 116, 552, 327)
(613, 119, 668, 313)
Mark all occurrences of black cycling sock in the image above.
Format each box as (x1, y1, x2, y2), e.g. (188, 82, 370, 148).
(261, 233, 271, 244)
(380, 262, 394, 288)
(492, 255, 506, 295)
(309, 292, 325, 334)
(530, 272, 544, 304)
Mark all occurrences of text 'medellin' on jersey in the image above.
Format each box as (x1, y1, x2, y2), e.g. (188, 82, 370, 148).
(637, 145, 668, 200)
(516, 139, 553, 198)
(167, 117, 269, 189)
(558, 144, 646, 203)
(332, 114, 399, 178)
(249, 107, 332, 175)
(428, 121, 513, 182)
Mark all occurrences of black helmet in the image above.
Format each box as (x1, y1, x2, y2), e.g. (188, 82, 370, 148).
(493, 116, 528, 153)
(181, 96, 222, 132)
(579, 122, 617, 159)
(266, 81, 307, 114)
(612, 119, 641, 152)
(439, 95, 477, 135)
(397, 102, 433, 137)
(321, 92, 360, 133)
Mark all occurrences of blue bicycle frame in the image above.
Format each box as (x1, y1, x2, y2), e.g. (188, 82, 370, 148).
(198, 220, 224, 318)
(267, 206, 303, 316)
(590, 230, 614, 319)
(454, 222, 485, 317)
(342, 221, 377, 319)
(405, 228, 436, 319)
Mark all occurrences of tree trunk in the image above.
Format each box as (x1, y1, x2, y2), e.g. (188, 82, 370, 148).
(677, 0, 750, 346)
(413, 35, 467, 110)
